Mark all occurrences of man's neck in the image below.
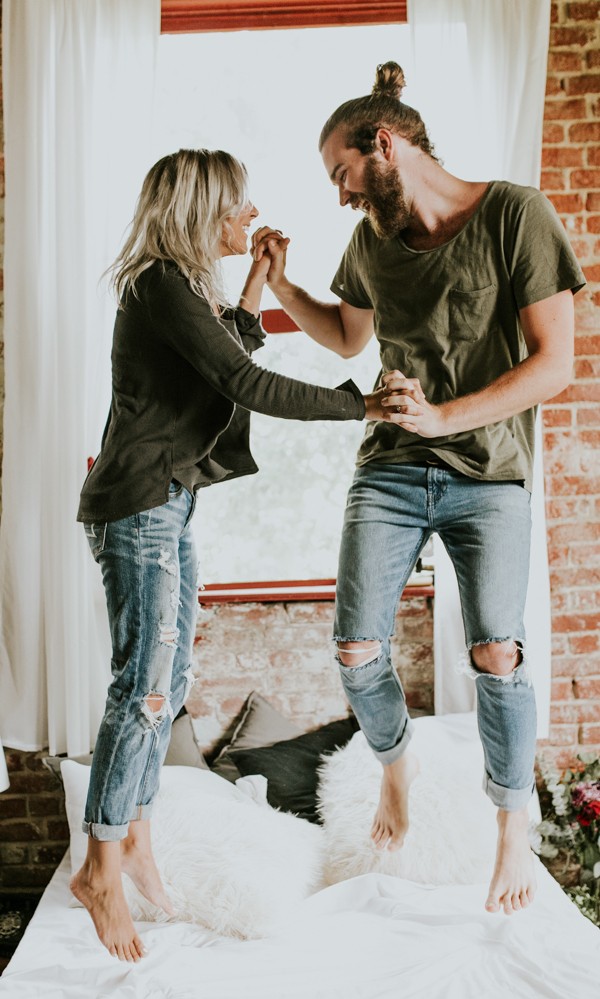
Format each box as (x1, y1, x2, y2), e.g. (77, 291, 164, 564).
(400, 161, 490, 251)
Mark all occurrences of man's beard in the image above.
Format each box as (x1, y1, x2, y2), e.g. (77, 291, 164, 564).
(351, 156, 411, 239)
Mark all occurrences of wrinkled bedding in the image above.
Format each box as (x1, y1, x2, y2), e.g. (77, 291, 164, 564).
(2, 851, 599, 999)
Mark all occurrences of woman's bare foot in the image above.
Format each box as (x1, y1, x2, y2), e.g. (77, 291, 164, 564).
(371, 752, 420, 851)
(70, 842, 145, 961)
(485, 808, 537, 915)
(120, 818, 175, 915)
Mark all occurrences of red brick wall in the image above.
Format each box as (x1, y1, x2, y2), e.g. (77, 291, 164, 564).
(540, 0, 600, 765)
(0, 753, 69, 896)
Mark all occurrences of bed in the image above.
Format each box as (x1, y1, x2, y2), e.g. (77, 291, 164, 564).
(1, 712, 599, 998)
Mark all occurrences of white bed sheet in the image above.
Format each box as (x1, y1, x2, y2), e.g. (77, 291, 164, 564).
(2, 850, 599, 999)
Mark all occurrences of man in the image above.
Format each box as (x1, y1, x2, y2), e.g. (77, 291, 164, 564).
(253, 61, 585, 916)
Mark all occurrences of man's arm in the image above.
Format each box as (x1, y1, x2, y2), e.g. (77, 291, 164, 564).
(382, 289, 575, 436)
(254, 230, 374, 358)
(271, 277, 374, 358)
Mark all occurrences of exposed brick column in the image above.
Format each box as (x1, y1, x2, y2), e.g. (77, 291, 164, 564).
(540, 0, 600, 764)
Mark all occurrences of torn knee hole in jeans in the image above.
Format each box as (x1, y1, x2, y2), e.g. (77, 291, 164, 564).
(141, 692, 174, 731)
(336, 640, 382, 668)
(457, 639, 530, 685)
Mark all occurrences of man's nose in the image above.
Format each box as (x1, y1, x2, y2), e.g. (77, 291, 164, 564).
(338, 186, 351, 207)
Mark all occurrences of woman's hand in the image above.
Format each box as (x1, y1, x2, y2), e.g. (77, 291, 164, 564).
(251, 226, 290, 289)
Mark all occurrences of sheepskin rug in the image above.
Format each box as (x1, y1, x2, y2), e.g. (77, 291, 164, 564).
(317, 714, 498, 887)
(62, 762, 323, 939)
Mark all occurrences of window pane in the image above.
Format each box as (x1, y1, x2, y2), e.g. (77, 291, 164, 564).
(154, 24, 411, 582)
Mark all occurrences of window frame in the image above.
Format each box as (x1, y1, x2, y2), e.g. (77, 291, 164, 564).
(161, 0, 407, 34)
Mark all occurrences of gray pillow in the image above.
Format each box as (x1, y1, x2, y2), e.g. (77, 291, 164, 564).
(210, 691, 301, 782)
(164, 712, 209, 769)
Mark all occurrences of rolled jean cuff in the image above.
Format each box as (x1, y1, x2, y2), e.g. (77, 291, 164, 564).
(82, 819, 131, 841)
(482, 773, 535, 811)
(82, 800, 154, 840)
(372, 715, 415, 766)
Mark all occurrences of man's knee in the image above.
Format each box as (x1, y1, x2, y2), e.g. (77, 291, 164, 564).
(337, 640, 382, 668)
(471, 639, 521, 677)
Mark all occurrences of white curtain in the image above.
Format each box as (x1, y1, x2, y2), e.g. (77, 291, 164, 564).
(408, 0, 552, 736)
(0, 0, 160, 755)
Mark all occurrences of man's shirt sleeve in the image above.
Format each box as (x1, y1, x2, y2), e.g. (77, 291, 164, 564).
(330, 221, 374, 310)
(509, 191, 586, 311)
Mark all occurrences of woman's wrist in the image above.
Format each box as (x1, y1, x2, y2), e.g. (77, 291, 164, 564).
(239, 272, 267, 317)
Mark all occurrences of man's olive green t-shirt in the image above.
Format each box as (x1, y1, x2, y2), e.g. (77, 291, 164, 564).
(331, 181, 585, 491)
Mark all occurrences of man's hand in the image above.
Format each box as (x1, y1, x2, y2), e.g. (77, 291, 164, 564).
(377, 371, 449, 437)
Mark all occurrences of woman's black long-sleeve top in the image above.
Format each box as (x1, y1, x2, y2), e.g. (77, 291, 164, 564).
(78, 262, 365, 523)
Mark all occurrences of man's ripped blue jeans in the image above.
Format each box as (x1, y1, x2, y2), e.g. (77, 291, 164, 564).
(334, 463, 536, 812)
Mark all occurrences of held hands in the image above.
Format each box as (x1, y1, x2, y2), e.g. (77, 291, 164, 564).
(250, 226, 289, 288)
(365, 370, 448, 437)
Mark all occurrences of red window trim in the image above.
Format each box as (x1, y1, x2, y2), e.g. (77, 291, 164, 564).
(161, 0, 407, 34)
(199, 579, 434, 603)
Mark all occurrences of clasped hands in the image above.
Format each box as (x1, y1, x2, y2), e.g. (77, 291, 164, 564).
(250, 226, 289, 285)
(368, 372, 447, 438)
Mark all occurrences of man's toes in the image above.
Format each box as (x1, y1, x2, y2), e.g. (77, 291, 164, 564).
(511, 892, 521, 911)
(503, 895, 514, 916)
(133, 936, 145, 959)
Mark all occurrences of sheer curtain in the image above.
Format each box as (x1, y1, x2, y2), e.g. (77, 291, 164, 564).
(408, 0, 553, 735)
(0, 0, 160, 755)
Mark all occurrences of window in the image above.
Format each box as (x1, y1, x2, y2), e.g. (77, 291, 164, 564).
(153, 22, 412, 584)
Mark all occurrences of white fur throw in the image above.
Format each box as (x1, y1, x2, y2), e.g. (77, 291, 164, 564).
(61, 762, 323, 939)
(317, 714, 498, 886)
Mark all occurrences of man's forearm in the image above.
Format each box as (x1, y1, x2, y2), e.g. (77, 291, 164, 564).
(269, 277, 351, 356)
(385, 351, 572, 439)
(438, 352, 571, 435)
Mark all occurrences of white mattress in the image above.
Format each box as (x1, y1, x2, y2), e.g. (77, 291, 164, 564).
(2, 849, 600, 998)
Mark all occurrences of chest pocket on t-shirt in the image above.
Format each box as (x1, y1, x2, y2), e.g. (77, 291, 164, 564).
(449, 285, 497, 342)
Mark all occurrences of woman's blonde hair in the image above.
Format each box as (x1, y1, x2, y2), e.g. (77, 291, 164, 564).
(109, 148, 249, 313)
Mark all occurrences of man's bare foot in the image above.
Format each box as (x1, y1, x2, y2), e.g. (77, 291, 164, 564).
(371, 752, 420, 851)
(121, 819, 175, 915)
(485, 807, 537, 915)
(71, 858, 145, 962)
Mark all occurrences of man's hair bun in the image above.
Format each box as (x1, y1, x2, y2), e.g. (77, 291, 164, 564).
(372, 61, 406, 100)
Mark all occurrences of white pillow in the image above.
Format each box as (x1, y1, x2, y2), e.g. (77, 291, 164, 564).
(61, 761, 323, 939)
(317, 713, 499, 886)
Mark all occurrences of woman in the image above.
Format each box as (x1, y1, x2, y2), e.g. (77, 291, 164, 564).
(72, 148, 400, 962)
